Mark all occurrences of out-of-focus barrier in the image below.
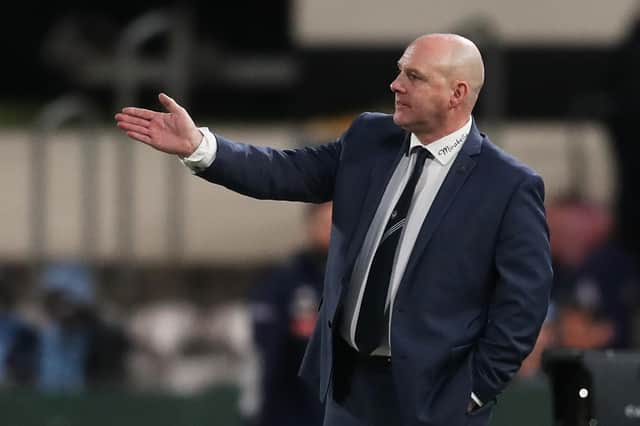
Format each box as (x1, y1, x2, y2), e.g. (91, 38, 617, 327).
(0, 380, 551, 426)
(0, 386, 243, 426)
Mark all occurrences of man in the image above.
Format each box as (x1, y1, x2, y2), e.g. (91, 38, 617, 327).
(606, 14, 640, 260)
(115, 33, 552, 426)
(248, 202, 331, 426)
(36, 263, 130, 391)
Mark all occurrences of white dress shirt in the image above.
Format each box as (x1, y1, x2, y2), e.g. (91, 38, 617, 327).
(338, 118, 472, 356)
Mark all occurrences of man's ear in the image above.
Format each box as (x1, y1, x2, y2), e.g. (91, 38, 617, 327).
(450, 81, 469, 108)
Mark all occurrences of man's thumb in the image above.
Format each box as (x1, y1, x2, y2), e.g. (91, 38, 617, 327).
(158, 93, 180, 112)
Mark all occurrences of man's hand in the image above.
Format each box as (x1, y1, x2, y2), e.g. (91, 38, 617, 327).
(114, 93, 202, 158)
(467, 399, 480, 413)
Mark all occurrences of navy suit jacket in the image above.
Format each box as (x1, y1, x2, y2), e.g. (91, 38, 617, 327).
(198, 113, 552, 426)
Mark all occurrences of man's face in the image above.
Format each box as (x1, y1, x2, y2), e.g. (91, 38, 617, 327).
(390, 42, 452, 135)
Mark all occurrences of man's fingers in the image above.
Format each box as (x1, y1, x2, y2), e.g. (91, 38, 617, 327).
(126, 131, 152, 145)
(158, 93, 181, 113)
(115, 113, 150, 128)
(117, 121, 151, 136)
(120, 107, 156, 120)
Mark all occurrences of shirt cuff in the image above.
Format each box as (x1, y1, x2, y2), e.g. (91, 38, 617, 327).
(180, 127, 217, 173)
(471, 392, 483, 407)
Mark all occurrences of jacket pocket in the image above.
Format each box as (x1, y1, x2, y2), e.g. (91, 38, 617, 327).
(465, 397, 496, 418)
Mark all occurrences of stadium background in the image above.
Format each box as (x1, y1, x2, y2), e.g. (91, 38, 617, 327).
(0, 1, 639, 425)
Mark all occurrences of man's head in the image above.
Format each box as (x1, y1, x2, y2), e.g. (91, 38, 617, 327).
(390, 33, 485, 143)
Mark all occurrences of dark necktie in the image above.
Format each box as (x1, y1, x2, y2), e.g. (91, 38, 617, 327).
(355, 147, 432, 354)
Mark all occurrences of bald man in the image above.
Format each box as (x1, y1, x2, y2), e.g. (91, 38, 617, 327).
(116, 34, 552, 426)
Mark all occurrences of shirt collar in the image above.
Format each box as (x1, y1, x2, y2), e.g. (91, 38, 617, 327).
(409, 117, 472, 166)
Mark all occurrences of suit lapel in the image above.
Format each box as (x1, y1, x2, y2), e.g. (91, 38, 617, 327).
(342, 131, 409, 281)
(399, 123, 484, 287)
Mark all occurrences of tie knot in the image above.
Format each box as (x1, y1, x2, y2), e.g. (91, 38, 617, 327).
(411, 146, 433, 162)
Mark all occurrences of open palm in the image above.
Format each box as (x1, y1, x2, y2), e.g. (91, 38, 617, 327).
(115, 93, 202, 157)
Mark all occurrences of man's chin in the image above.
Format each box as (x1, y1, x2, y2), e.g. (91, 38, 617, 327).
(392, 113, 408, 128)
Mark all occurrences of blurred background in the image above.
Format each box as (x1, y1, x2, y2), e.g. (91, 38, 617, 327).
(1, 1, 639, 425)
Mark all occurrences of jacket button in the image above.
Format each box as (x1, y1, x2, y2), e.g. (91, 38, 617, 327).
(328, 320, 332, 329)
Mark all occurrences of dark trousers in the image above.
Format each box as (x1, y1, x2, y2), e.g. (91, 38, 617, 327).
(324, 336, 403, 426)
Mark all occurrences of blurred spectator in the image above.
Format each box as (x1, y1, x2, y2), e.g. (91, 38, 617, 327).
(547, 196, 640, 349)
(571, 240, 640, 348)
(127, 300, 255, 395)
(127, 301, 202, 393)
(605, 14, 640, 259)
(36, 262, 129, 391)
(247, 202, 332, 426)
(555, 279, 615, 350)
(546, 197, 612, 298)
(0, 269, 37, 386)
(604, 14, 640, 347)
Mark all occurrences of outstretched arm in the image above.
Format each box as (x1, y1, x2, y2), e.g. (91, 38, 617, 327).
(198, 134, 341, 203)
(115, 93, 343, 203)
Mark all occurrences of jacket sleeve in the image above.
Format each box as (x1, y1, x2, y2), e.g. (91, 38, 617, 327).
(472, 173, 553, 403)
(195, 134, 343, 203)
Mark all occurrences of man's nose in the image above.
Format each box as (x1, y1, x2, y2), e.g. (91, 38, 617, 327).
(390, 76, 404, 93)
